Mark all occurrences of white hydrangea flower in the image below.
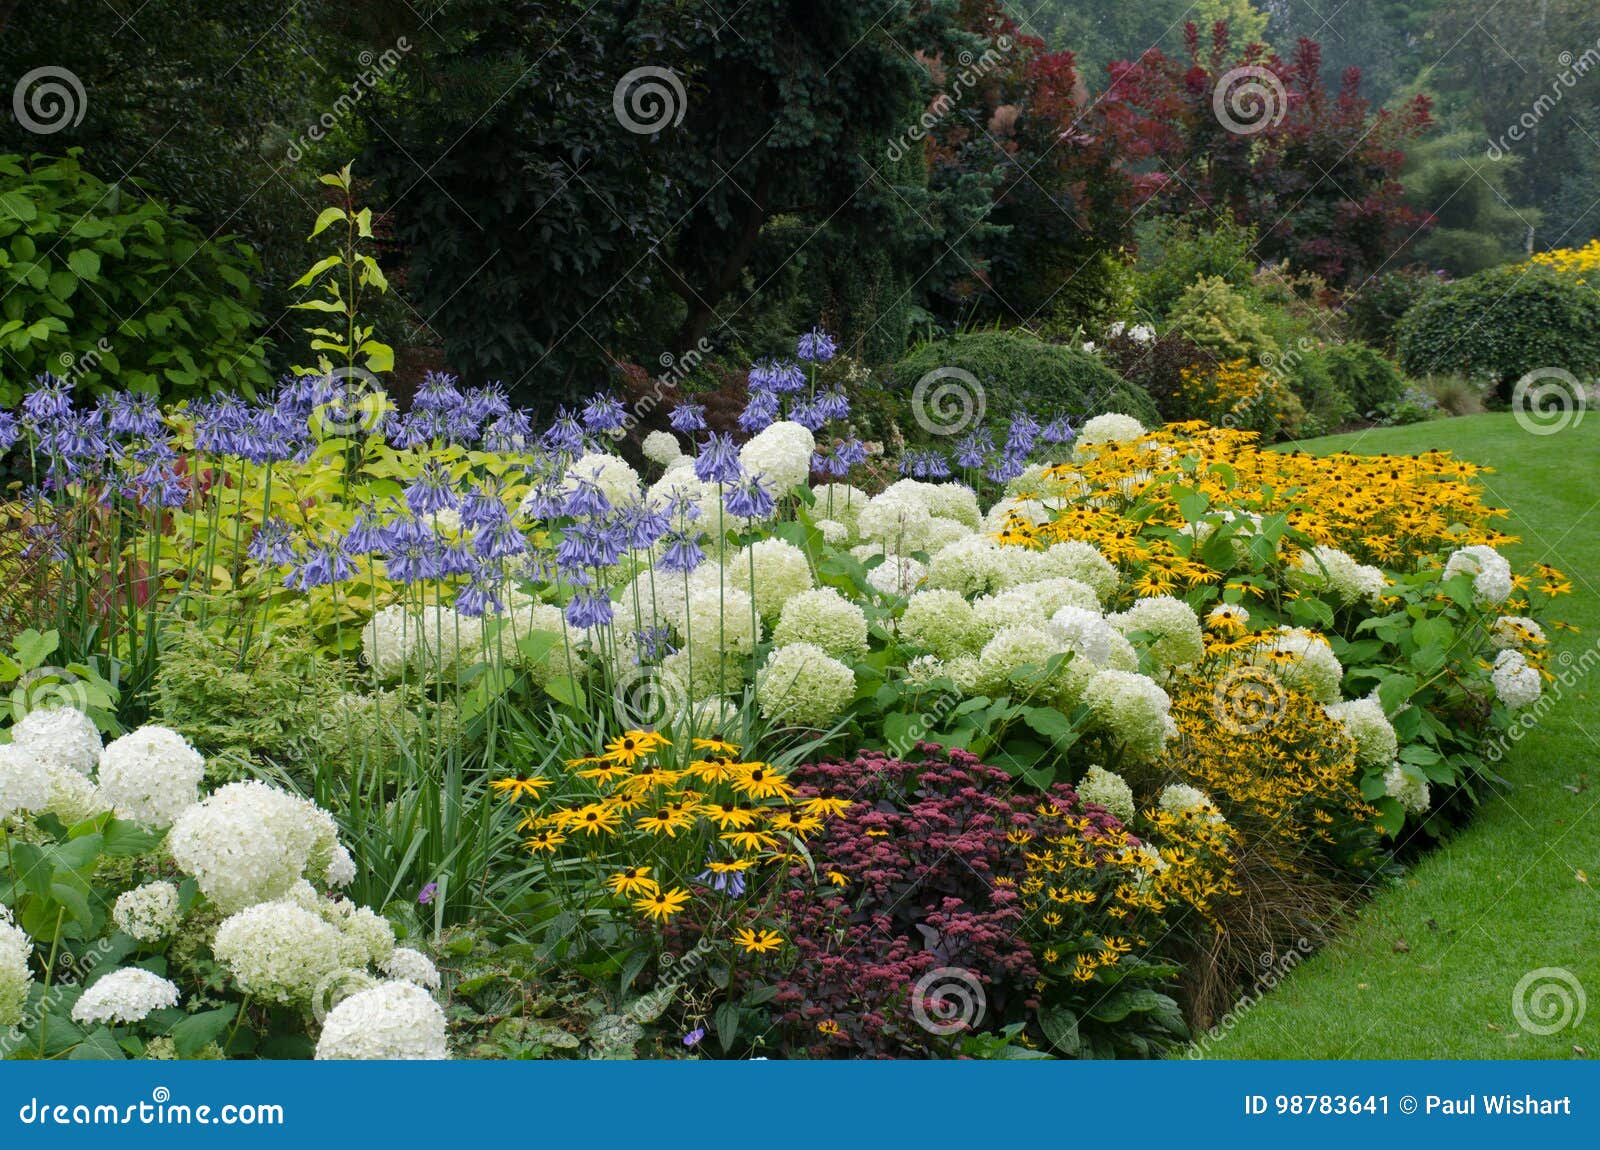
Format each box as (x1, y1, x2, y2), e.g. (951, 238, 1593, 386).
(899, 589, 979, 658)
(0, 907, 32, 1028)
(925, 537, 1008, 597)
(324, 845, 357, 888)
(772, 586, 869, 660)
(1082, 669, 1174, 763)
(213, 900, 347, 1005)
(42, 763, 106, 825)
(561, 452, 642, 510)
(1078, 765, 1135, 822)
(1490, 648, 1541, 709)
(381, 947, 441, 990)
(641, 429, 683, 467)
(361, 604, 422, 680)
(1289, 546, 1387, 608)
(113, 881, 182, 943)
(865, 555, 928, 597)
(1110, 596, 1204, 670)
(1322, 698, 1398, 768)
(983, 495, 1053, 535)
(1256, 628, 1344, 703)
(94, 725, 206, 830)
(975, 624, 1079, 700)
(815, 518, 849, 546)
(810, 483, 869, 536)
(10, 706, 102, 777)
(923, 482, 982, 529)
(738, 420, 815, 494)
(756, 643, 856, 728)
(0, 742, 52, 820)
(645, 468, 724, 530)
(71, 968, 180, 1025)
(1490, 616, 1546, 651)
(1074, 413, 1147, 451)
(331, 902, 396, 967)
(315, 980, 449, 1060)
(1048, 606, 1138, 673)
(681, 584, 763, 658)
(1157, 783, 1223, 822)
(1383, 761, 1431, 815)
(1442, 545, 1513, 606)
(168, 781, 344, 912)
(727, 539, 814, 624)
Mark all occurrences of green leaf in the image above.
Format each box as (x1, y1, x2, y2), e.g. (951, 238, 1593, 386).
(715, 1002, 742, 1053)
(170, 1007, 237, 1058)
(1038, 1004, 1081, 1056)
(101, 819, 164, 858)
(66, 248, 100, 279)
(544, 675, 582, 707)
(309, 207, 347, 238)
(68, 1027, 126, 1061)
(1021, 705, 1077, 743)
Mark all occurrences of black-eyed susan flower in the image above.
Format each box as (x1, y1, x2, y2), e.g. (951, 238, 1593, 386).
(732, 762, 792, 801)
(524, 828, 566, 853)
(605, 867, 658, 897)
(732, 927, 783, 954)
(490, 772, 551, 801)
(798, 794, 853, 819)
(692, 736, 739, 756)
(636, 806, 693, 837)
(721, 829, 778, 853)
(633, 886, 690, 923)
(698, 801, 759, 830)
(565, 802, 621, 837)
(825, 870, 849, 887)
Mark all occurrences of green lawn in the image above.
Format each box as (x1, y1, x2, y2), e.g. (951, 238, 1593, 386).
(1197, 414, 1600, 1059)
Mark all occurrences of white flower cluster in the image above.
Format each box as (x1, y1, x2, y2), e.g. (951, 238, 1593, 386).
(756, 642, 856, 729)
(641, 429, 683, 467)
(0, 743, 51, 820)
(1442, 545, 1512, 606)
(728, 539, 815, 623)
(560, 452, 642, 510)
(113, 881, 182, 943)
(1322, 698, 1398, 769)
(1082, 669, 1176, 764)
(168, 781, 343, 911)
(1158, 783, 1224, 823)
(1489, 615, 1545, 651)
(212, 899, 347, 1005)
(0, 907, 32, 1028)
(1289, 546, 1387, 608)
(1109, 595, 1204, 671)
(772, 586, 869, 660)
(1073, 413, 1147, 452)
(71, 968, 180, 1025)
(1077, 765, 1135, 822)
(11, 705, 102, 776)
(740, 420, 816, 494)
(811, 482, 869, 539)
(856, 479, 978, 555)
(1384, 762, 1431, 814)
(314, 980, 449, 1060)
(1255, 627, 1344, 703)
(97, 725, 207, 829)
(381, 947, 442, 990)
(361, 604, 421, 679)
(1490, 649, 1542, 709)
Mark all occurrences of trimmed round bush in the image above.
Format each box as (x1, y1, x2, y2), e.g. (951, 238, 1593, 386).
(1343, 269, 1437, 353)
(1321, 342, 1404, 418)
(882, 330, 1158, 439)
(1396, 265, 1600, 396)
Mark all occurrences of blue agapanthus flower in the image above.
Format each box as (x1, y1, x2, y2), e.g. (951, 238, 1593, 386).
(796, 326, 837, 363)
(668, 401, 707, 433)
